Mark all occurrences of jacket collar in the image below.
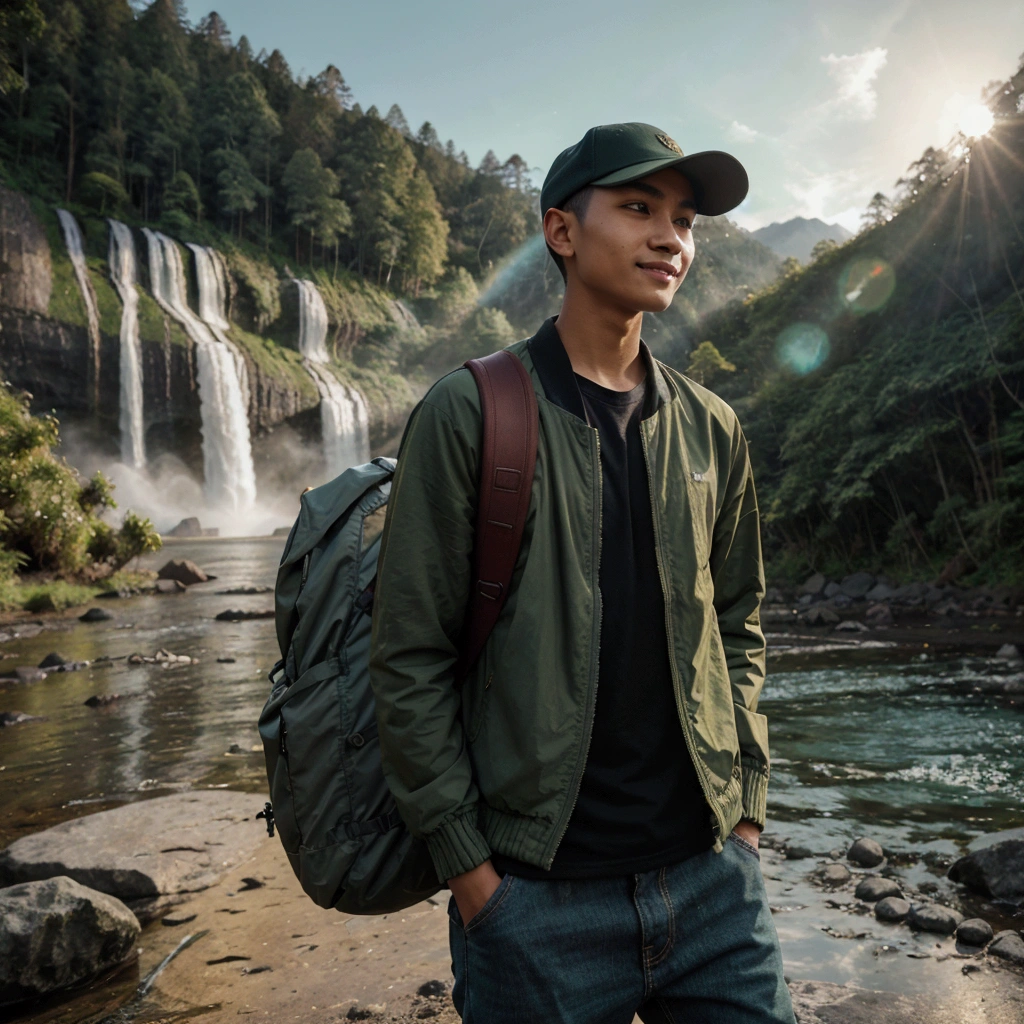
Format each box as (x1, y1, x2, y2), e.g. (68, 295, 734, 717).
(526, 315, 671, 424)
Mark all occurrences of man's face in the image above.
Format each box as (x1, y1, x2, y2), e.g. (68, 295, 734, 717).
(552, 167, 697, 314)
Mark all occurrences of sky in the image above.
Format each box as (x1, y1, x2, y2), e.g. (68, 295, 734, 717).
(182, 0, 1024, 233)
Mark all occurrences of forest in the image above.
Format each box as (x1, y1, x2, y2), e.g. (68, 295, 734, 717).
(1, 0, 1023, 589)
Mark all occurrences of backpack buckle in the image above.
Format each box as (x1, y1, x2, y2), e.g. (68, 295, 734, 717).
(256, 802, 276, 838)
(477, 580, 503, 601)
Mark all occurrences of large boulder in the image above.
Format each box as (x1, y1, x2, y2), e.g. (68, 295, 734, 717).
(799, 572, 826, 597)
(157, 558, 211, 585)
(949, 837, 1024, 903)
(0, 876, 139, 1005)
(855, 876, 902, 902)
(956, 918, 994, 947)
(875, 896, 910, 922)
(0, 791, 264, 917)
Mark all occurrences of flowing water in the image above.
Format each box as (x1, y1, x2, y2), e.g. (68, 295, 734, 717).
(107, 221, 146, 469)
(1, 539, 1022, 1006)
(296, 279, 370, 476)
(56, 209, 102, 397)
(141, 230, 256, 512)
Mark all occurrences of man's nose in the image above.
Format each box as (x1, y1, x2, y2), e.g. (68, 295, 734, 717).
(649, 216, 684, 254)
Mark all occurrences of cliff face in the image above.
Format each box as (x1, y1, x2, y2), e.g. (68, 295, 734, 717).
(0, 186, 51, 314)
(0, 188, 409, 485)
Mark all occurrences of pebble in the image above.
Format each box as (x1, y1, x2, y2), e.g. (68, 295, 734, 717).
(956, 918, 994, 947)
(0, 711, 39, 726)
(37, 652, 69, 668)
(855, 876, 902, 902)
(785, 846, 813, 860)
(847, 837, 885, 867)
(13, 667, 47, 684)
(874, 897, 911, 922)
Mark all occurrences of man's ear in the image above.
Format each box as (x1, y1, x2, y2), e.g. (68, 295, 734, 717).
(543, 207, 575, 262)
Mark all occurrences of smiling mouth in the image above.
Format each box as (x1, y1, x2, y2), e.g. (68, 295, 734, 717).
(637, 262, 680, 282)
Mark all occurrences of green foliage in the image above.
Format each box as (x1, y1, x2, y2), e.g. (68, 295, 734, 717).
(80, 171, 128, 214)
(693, 102, 1024, 582)
(163, 169, 202, 221)
(686, 341, 736, 387)
(0, 379, 161, 579)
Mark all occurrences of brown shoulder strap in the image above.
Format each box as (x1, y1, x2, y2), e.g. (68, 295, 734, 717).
(454, 350, 539, 683)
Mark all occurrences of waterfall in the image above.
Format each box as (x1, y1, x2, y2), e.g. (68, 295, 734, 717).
(107, 221, 146, 468)
(142, 228, 256, 511)
(56, 209, 101, 403)
(186, 243, 251, 416)
(296, 279, 370, 475)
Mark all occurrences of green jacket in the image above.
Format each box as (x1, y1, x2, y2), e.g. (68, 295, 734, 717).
(369, 317, 769, 883)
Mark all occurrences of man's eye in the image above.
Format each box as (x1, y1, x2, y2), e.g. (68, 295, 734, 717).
(676, 219, 692, 229)
(624, 201, 649, 213)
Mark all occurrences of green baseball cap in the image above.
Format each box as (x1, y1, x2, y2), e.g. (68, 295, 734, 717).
(541, 122, 748, 218)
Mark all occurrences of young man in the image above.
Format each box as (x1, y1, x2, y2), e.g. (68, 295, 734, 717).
(369, 122, 795, 1024)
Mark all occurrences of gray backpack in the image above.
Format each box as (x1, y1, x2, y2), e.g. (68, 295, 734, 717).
(258, 351, 538, 915)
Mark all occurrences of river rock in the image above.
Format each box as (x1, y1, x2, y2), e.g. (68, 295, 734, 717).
(84, 694, 122, 708)
(834, 619, 870, 632)
(166, 517, 204, 538)
(0, 875, 140, 1005)
(989, 930, 1024, 965)
(800, 572, 826, 597)
(996, 643, 1022, 661)
(0, 711, 39, 726)
(865, 582, 896, 601)
(157, 558, 210, 586)
(908, 902, 963, 934)
(847, 837, 885, 867)
(817, 863, 852, 886)
(875, 896, 910, 922)
(79, 607, 113, 623)
(823, 581, 842, 599)
(802, 606, 839, 627)
(948, 837, 1024, 903)
(13, 666, 46, 684)
(37, 652, 69, 669)
(840, 572, 875, 599)
(155, 578, 187, 594)
(855, 875, 902, 902)
(0, 791, 265, 913)
(865, 602, 894, 626)
(956, 918, 994, 947)
(215, 608, 275, 621)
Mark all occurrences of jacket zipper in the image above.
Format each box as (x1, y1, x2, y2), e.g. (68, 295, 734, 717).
(639, 422, 725, 846)
(543, 424, 603, 868)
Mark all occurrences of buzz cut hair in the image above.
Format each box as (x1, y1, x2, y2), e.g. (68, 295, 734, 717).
(547, 185, 597, 283)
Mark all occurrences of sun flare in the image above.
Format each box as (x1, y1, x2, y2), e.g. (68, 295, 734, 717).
(940, 94, 995, 140)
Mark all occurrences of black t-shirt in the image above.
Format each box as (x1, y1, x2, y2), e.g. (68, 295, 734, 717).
(491, 371, 713, 879)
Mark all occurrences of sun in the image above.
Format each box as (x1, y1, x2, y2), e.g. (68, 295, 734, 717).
(957, 103, 994, 138)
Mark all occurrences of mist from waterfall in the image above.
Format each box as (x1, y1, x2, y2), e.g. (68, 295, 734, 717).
(107, 221, 146, 469)
(295, 279, 370, 476)
(56, 209, 101, 396)
(142, 228, 256, 512)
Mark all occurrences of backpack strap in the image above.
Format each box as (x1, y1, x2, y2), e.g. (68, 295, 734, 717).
(454, 350, 539, 683)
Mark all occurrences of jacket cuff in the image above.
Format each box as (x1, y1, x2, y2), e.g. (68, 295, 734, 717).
(425, 808, 492, 882)
(740, 763, 769, 829)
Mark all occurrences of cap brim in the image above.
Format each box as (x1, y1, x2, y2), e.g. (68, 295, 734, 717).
(591, 150, 748, 217)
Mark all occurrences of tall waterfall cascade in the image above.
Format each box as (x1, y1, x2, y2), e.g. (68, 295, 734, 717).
(56, 209, 102, 402)
(296, 279, 370, 476)
(186, 243, 251, 406)
(107, 221, 146, 468)
(142, 229, 256, 511)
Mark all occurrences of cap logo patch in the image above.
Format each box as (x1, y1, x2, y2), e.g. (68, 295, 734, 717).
(656, 133, 683, 155)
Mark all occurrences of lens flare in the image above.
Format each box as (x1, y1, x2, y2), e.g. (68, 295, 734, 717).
(957, 103, 994, 138)
(775, 323, 830, 375)
(838, 257, 895, 313)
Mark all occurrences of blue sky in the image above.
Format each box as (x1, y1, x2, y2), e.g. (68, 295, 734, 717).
(182, 1, 1024, 232)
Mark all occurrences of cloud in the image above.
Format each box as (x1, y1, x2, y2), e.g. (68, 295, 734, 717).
(820, 47, 888, 121)
(728, 120, 759, 143)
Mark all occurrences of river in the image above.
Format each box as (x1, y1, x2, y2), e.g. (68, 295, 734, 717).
(1, 536, 1023, 1011)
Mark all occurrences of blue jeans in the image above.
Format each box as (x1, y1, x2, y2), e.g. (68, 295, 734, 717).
(447, 833, 795, 1024)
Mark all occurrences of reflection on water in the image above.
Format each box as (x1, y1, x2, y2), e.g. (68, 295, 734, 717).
(1, 537, 1023, 1003)
(0, 538, 283, 846)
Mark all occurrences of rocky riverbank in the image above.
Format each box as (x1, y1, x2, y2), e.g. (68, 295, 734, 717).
(2, 793, 1022, 1023)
